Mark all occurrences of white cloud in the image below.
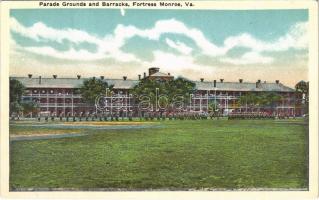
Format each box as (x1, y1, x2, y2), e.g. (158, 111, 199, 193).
(23, 46, 140, 62)
(274, 22, 308, 50)
(165, 38, 193, 55)
(10, 17, 141, 62)
(10, 17, 308, 66)
(109, 18, 307, 58)
(10, 17, 100, 44)
(149, 50, 215, 77)
(25, 46, 99, 60)
(218, 22, 307, 64)
(222, 21, 308, 53)
(10, 17, 225, 60)
(123, 18, 224, 56)
(220, 52, 274, 65)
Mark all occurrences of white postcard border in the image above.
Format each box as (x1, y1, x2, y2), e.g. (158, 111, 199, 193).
(0, 1, 318, 199)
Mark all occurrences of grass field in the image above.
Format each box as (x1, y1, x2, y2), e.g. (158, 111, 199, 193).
(9, 119, 308, 190)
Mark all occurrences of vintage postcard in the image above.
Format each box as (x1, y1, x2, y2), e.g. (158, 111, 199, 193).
(0, 0, 318, 199)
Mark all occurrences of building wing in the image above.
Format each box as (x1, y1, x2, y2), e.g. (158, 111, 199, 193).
(11, 77, 139, 90)
(11, 77, 84, 88)
(194, 81, 294, 92)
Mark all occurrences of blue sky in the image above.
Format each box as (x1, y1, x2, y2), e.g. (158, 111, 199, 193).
(10, 9, 308, 86)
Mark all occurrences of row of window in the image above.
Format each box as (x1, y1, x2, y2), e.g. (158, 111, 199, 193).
(25, 89, 80, 94)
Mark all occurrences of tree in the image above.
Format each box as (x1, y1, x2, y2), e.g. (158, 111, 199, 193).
(295, 80, 309, 94)
(10, 79, 25, 103)
(295, 80, 309, 115)
(22, 101, 39, 116)
(10, 101, 24, 115)
(239, 93, 258, 109)
(239, 92, 282, 112)
(165, 77, 196, 105)
(132, 79, 165, 106)
(259, 92, 282, 113)
(239, 92, 281, 113)
(132, 77, 196, 111)
(10, 79, 25, 115)
(80, 78, 113, 105)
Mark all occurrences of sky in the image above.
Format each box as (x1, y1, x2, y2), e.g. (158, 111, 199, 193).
(10, 9, 308, 87)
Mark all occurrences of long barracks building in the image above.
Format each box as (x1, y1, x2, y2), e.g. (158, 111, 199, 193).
(11, 67, 303, 117)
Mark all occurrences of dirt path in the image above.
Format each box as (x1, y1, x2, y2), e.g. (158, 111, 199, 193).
(10, 133, 87, 141)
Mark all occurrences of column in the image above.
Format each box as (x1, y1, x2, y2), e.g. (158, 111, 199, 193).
(46, 89, 49, 112)
(55, 90, 57, 115)
(206, 90, 209, 112)
(63, 89, 66, 117)
(71, 91, 74, 116)
(199, 94, 202, 111)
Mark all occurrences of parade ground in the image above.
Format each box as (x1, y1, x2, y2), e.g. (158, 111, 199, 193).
(9, 118, 308, 190)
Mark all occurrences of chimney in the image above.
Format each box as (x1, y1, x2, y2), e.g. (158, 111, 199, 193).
(276, 80, 279, 84)
(53, 75, 57, 79)
(39, 76, 42, 84)
(123, 76, 127, 81)
(149, 67, 160, 76)
(200, 78, 204, 82)
(213, 80, 216, 87)
(100, 76, 104, 80)
(256, 81, 260, 88)
(144, 72, 146, 78)
(239, 79, 243, 83)
(28, 74, 32, 79)
(138, 74, 141, 80)
(220, 79, 224, 83)
(77, 75, 81, 79)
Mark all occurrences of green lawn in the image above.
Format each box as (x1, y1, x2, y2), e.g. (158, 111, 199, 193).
(9, 119, 308, 190)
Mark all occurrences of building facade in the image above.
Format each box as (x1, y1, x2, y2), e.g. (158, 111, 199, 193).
(11, 68, 303, 117)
